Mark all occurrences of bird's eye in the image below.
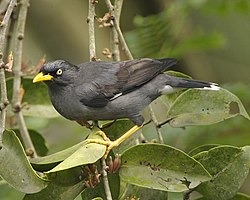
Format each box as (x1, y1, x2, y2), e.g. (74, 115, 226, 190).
(56, 69, 63, 76)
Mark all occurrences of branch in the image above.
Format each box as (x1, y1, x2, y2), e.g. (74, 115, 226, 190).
(87, 0, 97, 61)
(12, 0, 37, 157)
(0, 0, 16, 141)
(111, 0, 123, 61)
(101, 159, 113, 200)
(105, 0, 133, 60)
(88, 1, 112, 199)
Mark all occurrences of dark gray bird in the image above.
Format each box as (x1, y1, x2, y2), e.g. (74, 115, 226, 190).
(33, 58, 219, 157)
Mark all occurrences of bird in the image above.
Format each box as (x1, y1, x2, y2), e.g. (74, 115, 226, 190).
(33, 58, 219, 158)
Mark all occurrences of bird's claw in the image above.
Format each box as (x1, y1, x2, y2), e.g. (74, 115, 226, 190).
(96, 130, 110, 142)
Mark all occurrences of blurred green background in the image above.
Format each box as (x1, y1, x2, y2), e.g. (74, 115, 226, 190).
(2, 0, 250, 199)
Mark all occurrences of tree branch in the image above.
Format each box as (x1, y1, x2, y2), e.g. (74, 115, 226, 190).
(87, 0, 97, 61)
(105, 0, 132, 60)
(0, 0, 16, 142)
(12, 0, 37, 157)
(101, 159, 113, 200)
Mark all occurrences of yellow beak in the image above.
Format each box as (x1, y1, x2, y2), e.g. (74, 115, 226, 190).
(33, 72, 53, 83)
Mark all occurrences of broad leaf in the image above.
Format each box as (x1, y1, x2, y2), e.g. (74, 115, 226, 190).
(0, 130, 47, 193)
(46, 128, 106, 173)
(195, 192, 250, 200)
(119, 182, 168, 200)
(31, 128, 105, 172)
(194, 145, 250, 200)
(165, 88, 250, 128)
(120, 144, 211, 192)
(23, 179, 85, 200)
(31, 141, 86, 172)
(0, 180, 24, 199)
(24, 166, 86, 199)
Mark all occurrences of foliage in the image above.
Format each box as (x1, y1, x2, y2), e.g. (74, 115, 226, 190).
(125, 3, 226, 59)
(1, 0, 250, 200)
(1, 77, 250, 199)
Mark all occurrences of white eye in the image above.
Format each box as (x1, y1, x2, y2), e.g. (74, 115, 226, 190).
(56, 69, 63, 76)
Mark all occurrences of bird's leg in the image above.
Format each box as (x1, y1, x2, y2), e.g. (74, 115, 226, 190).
(87, 125, 142, 159)
(104, 125, 142, 158)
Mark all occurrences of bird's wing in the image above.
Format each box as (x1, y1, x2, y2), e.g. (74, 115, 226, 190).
(75, 58, 177, 108)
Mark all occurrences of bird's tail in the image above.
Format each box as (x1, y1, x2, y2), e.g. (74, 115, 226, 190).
(160, 75, 220, 95)
(169, 75, 220, 91)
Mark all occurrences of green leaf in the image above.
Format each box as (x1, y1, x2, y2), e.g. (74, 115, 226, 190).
(23, 179, 85, 200)
(120, 144, 211, 192)
(194, 145, 250, 200)
(0, 130, 48, 193)
(6, 77, 59, 118)
(119, 182, 168, 200)
(24, 165, 86, 199)
(195, 192, 250, 200)
(166, 88, 250, 128)
(46, 128, 106, 173)
(31, 141, 86, 172)
(0, 180, 24, 200)
(232, 193, 250, 200)
(15, 129, 48, 156)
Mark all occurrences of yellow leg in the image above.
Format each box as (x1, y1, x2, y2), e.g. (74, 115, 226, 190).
(87, 125, 142, 159)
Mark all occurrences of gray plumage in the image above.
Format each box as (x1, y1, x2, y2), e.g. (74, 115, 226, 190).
(37, 58, 218, 126)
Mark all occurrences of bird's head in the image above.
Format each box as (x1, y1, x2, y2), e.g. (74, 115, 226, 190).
(33, 60, 78, 86)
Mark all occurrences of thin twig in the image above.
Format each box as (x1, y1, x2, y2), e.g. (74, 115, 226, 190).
(101, 159, 113, 200)
(103, 0, 123, 61)
(0, 0, 16, 142)
(87, 0, 97, 61)
(148, 105, 164, 143)
(12, 0, 37, 157)
(111, 0, 123, 61)
(105, 0, 133, 60)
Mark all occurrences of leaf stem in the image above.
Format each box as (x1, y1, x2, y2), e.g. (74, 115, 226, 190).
(12, 0, 37, 157)
(0, 0, 16, 142)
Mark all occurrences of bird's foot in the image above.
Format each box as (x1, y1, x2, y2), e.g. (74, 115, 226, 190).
(87, 125, 142, 159)
(85, 139, 117, 159)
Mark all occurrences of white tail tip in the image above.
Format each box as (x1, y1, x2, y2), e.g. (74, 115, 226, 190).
(199, 83, 220, 91)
